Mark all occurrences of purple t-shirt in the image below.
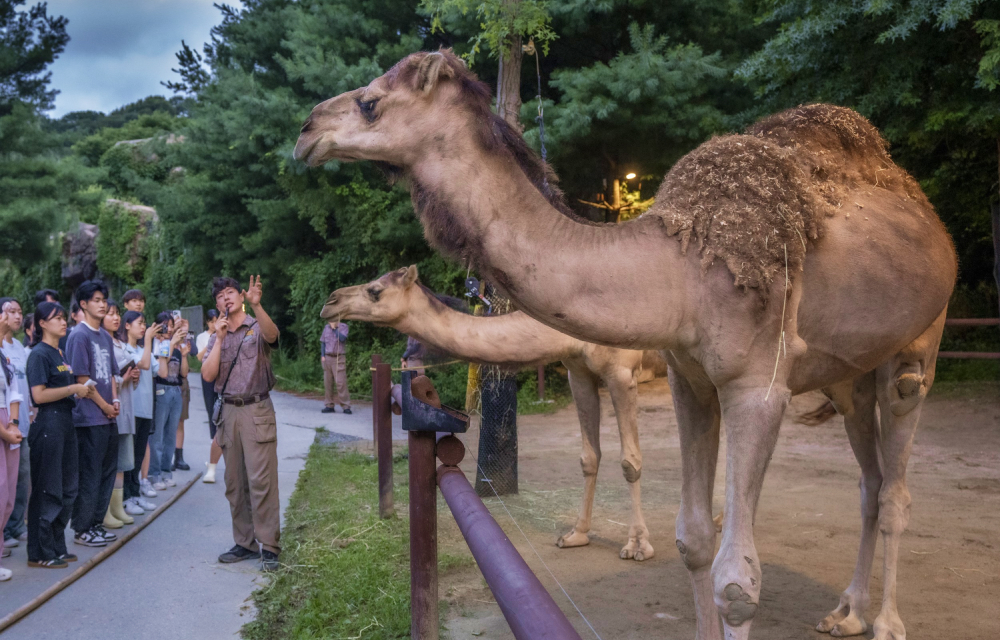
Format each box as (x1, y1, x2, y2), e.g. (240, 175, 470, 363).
(66, 322, 120, 427)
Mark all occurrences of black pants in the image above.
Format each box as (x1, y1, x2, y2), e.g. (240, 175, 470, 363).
(72, 423, 118, 535)
(201, 377, 219, 439)
(27, 407, 78, 561)
(124, 417, 153, 500)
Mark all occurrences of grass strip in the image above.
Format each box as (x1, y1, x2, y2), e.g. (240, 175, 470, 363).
(242, 444, 411, 639)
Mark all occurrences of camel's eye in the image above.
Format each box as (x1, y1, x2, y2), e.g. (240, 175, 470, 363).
(357, 98, 379, 123)
(366, 287, 382, 302)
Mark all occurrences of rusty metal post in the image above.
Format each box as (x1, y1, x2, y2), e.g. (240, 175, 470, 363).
(374, 361, 394, 518)
(371, 354, 382, 458)
(409, 430, 438, 640)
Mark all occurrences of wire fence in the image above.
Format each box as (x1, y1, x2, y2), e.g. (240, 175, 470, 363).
(467, 282, 519, 496)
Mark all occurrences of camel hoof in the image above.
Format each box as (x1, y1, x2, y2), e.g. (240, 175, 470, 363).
(556, 530, 590, 549)
(826, 614, 867, 637)
(620, 545, 635, 560)
(872, 614, 905, 640)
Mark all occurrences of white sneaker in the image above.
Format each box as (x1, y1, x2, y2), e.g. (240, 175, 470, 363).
(124, 499, 145, 516)
(0, 567, 12, 582)
(3, 537, 17, 548)
(152, 480, 167, 491)
(140, 479, 157, 498)
(203, 463, 217, 484)
(136, 497, 156, 511)
(163, 477, 177, 488)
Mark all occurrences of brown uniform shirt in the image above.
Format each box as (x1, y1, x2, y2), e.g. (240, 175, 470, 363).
(205, 315, 276, 397)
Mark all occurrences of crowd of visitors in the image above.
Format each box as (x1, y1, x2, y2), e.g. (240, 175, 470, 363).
(0, 274, 284, 579)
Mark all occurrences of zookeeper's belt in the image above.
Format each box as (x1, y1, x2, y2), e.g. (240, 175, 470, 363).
(222, 392, 270, 407)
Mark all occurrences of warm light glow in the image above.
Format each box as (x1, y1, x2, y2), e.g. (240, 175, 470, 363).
(625, 172, 637, 180)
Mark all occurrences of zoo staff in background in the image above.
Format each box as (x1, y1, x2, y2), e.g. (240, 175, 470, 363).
(320, 320, 351, 414)
(201, 275, 281, 573)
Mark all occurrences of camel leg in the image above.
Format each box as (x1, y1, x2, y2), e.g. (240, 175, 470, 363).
(817, 373, 880, 637)
(669, 366, 722, 640)
(557, 368, 601, 549)
(713, 383, 790, 640)
(868, 315, 943, 640)
(605, 368, 653, 561)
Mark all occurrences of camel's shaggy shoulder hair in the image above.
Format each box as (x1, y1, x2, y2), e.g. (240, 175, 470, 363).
(650, 104, 931, 296)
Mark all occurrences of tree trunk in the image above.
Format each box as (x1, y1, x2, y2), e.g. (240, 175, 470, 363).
(477, 26, 523, 496)
(995, 138, 1000, 323)
(495, 2, 523, 130)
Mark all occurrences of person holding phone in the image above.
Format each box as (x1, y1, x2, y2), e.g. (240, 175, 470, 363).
(103, 301, 140, 528)
(65, 280, 121, 548)
(148, 313, 188, 491)
(25, 302, 94, 567)
(120, 312, 159, 513)
(171, 309, 194, 473)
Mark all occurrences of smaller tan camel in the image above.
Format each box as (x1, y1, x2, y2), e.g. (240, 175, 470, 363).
(322, 265, 664, 560)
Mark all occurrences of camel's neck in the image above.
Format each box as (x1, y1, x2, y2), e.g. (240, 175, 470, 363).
(394, 289, 582, 367)
(409, 147, 691, 349)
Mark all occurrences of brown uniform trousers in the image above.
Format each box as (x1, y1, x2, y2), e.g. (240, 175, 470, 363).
(322, 354, 350, 409)
(217, 397, 280, 554)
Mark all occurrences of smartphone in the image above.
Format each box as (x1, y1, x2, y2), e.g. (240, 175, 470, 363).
(171, 309, 182, 321)
(84, 379, 98, 388)
(120, 360, 137, 375)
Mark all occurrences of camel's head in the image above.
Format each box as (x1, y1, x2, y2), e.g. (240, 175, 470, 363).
(294, 50, 480, 171)
(321, 265, 420, 326)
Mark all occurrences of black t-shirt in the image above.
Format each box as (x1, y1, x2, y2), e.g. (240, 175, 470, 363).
(26, 342, 76, 413)
(154, 347, 184, 386)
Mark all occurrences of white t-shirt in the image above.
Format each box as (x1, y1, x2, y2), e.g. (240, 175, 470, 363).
(196, 331, 211, 356)
(2, 336, 31, 430)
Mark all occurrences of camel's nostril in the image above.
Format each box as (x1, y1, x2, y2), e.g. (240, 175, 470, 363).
(300, 118, 314, 134)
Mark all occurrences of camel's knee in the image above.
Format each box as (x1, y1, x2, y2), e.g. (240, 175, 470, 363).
(712, 547, 763, 628)
(675, 513, 716, 571)
(621, 458, 641, 483)
(889, 368, 927, 416)
(878, 483, 911, 534)
(579, 453, 600, 477)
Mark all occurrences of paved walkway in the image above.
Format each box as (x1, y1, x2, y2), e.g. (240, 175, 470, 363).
(1, 375, 403, 639)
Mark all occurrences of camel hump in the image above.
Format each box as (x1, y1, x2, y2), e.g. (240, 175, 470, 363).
(653, 133, 825, 295)
(745, 104, 927, 203)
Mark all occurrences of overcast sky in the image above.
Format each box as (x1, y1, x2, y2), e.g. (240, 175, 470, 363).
(45, 0, 221, 117)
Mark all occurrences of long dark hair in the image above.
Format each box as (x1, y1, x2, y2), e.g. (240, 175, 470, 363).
(32, 302, 67, 348)
(120, 310, 144, 343)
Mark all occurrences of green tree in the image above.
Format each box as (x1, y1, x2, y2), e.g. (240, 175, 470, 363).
(738, 0, 1000, 293)
(0, 0, 68, 114)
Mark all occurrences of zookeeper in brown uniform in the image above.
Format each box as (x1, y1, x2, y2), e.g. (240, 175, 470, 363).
(201, 275, 281, 572)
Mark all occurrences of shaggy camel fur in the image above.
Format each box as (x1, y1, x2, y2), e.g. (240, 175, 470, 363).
(321, 265, 658, 560)
(294, 50, 957, 640)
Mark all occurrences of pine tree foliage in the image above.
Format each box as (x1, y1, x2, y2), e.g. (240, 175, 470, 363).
(738, 0, 1000, 286)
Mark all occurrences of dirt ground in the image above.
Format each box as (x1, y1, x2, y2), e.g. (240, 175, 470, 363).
(435, 379, 1000, 639)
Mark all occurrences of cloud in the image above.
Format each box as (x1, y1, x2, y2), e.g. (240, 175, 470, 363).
(44, 0, 222, 116)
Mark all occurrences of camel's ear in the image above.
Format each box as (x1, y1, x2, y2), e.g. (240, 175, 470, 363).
(413, 52, 452, 94)
(403, 265, 419, 286)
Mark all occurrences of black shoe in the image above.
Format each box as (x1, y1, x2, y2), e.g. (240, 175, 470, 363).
(321, 407, 336, 414)
(218, 544, 261, 564)
(59, 553, 78, 563)
(342, 407, 352, 415)
(261, 550, 280, 572)
(28, 557, 69, 569)
(173, 448, 191, 471)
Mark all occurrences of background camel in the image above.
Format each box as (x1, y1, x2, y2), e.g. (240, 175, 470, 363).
(321, 264, 659, 560)
(294, 51, 957, 640)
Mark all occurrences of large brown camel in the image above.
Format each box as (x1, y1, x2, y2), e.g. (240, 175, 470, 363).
(321, 265, 662, 560)
(294, 50, 957, 640)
